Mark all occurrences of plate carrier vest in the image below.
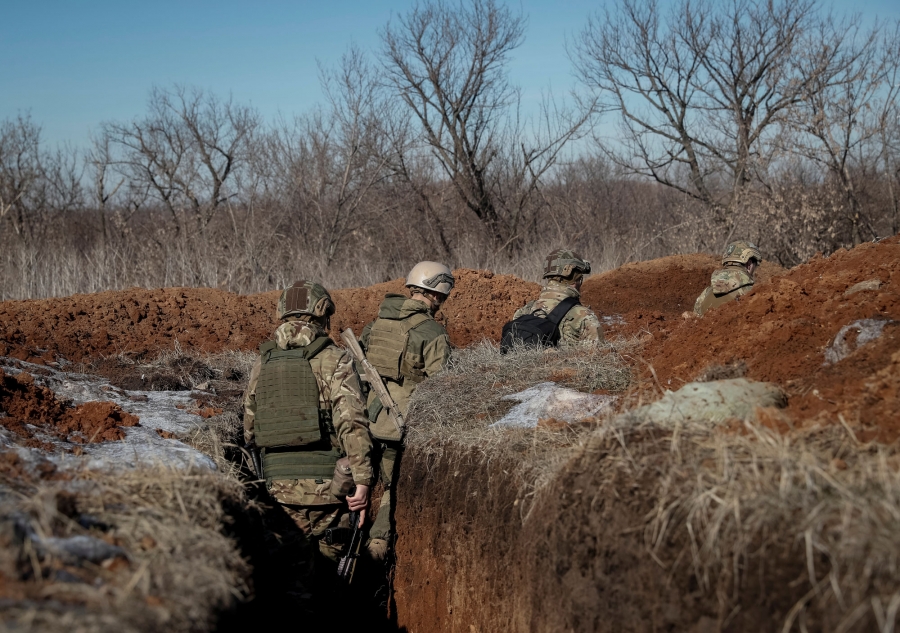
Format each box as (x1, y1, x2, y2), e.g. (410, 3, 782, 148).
(255, 336, 342, 481)
(365, 312, 431, 384)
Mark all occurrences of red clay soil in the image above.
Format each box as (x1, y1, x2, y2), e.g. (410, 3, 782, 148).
(0, 269, 539, 363)
(0, 370, 138, 446)
(581, 253, 784, 338)
(642, 236, 900, 439)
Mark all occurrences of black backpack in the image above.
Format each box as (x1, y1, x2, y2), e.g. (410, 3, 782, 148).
(500, 297, 579, 354)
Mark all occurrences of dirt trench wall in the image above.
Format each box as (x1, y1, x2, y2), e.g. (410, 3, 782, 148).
(392, 442, 827, 633)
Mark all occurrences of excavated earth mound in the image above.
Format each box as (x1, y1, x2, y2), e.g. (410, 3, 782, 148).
(0, 269, 538, 363)
(581, 253, 783, 338)
(643, 236, 900, 440)
(0, 369, 138, 447)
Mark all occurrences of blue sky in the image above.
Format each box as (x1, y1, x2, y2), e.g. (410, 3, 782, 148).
(2, 0, 898, 150)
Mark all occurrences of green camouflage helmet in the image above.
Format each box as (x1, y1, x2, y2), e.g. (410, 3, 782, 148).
(543, 248, 592, 279)
(277, 280, 335, 321)
(722, 240, 762, 266)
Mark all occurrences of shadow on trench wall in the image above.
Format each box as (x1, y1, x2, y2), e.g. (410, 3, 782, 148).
(214, 481, 404, 632)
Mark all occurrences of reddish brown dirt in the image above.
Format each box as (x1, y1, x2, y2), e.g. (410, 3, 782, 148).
(641, 236, 900, 439)
(581, 253, 784, 338)
(0, 370, 139, 446)
(0, 269, 539, 363)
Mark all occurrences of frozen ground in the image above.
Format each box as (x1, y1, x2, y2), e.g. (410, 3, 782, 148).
(0, 357, 216, 471)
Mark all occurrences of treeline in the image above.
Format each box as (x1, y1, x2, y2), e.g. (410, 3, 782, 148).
(1, 0, 898, 301)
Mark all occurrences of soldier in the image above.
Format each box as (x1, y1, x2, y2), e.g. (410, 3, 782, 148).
(504, 248, 604, 348)
(359, 262, 454, 560)
(242, 280, 374, 568)
(693, 240, 762, 316)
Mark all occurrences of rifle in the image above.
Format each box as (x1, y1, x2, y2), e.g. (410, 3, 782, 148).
(340, 328, 405, 436)
(336, 510, 363, 583)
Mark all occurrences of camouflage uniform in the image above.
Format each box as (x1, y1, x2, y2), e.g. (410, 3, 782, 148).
(360, 293, 451, 542)
(513, 280, 605, 345)
(693, 240, 762, 316)
(693, 266, 755, 315)
(243, 319, 374, 561)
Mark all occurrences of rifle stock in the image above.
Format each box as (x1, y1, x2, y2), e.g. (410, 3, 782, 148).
(340, 328, 405, 435)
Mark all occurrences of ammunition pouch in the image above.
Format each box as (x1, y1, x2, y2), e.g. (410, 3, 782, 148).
(261, 445, 342, 481)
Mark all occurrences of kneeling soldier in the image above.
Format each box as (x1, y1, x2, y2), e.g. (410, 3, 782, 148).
(242, 280, 374, 567)
(360, 262, 454, 560)
(693, 240, 762, 316)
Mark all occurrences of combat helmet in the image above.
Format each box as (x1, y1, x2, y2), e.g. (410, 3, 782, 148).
(277, 280, 335, 321)
(406, 261, 455, 295)
(543, 248, 592, 279)
(722, 240, 762, 266)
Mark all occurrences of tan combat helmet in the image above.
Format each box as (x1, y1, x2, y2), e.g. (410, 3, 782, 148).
(406, 261, 455, 295)
(722, 240, 762, 266)
(543, 248, 592, 279)
(277, 280, 336, 321)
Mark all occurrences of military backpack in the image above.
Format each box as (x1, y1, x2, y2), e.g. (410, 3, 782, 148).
(500, 297, 578, 354)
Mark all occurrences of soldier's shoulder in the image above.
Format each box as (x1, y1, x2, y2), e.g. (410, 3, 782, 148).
(513, 301, 537, 319)
(710, 267, 753, 295)
(410, 316, 448, 340)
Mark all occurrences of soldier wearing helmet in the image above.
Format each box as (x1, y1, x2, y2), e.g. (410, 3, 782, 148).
(693, 240, 763, 316)
(509, 248, 604, 346)
(357, 262, 454, 560)
(242, 280, 374, 568)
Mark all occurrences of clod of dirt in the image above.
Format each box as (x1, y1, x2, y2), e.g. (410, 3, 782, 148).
(0, 370, 139, 447)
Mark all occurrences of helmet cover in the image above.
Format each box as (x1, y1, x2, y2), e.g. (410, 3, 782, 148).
(278, 280, 335, 320)
(543, 248, 592, 279)
(722, 240, 762, 266)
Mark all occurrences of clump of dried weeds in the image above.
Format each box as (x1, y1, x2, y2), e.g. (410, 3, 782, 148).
(559, 413, 900, 630)
(407, 339, 636, 491)
(0, 464, 249, 632)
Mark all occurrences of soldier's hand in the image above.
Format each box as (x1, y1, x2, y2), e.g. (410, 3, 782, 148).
(347, 484, 369, 525)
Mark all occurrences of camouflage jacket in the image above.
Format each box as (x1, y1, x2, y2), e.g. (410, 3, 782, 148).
(360, 294, 451, 441)
(243, 320, 374, 504)
(693, 266, 755, 316)
(513, 281, 605, 345)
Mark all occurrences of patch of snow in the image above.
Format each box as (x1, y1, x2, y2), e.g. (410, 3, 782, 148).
(823, 319, 893, 365)
(1, 357, 216, 471)
(489, 382, 617, 428)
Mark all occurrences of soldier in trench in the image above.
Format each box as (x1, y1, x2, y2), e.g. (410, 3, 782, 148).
(693, 240, 763, 316)
(242, 280, 374, 571)
(358, 261, 455, 561)
(507, 248, 605, 346)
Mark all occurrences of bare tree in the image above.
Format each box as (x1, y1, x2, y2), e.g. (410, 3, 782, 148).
(259, 47, 399, 268)
(98, 85, 260, 236)
(381, 0, 590, 250)
(783, 20, 898, 244)
(0, 115, 44, 240)
(574, 0, 865, 235)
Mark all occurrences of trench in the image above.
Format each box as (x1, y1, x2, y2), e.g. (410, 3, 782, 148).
(387, 443, 823, 633)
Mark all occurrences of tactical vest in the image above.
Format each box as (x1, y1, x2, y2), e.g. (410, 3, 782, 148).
(255, 336, 342, 481)
(255, 336, 333, 447)
(365, 313, 431, 384)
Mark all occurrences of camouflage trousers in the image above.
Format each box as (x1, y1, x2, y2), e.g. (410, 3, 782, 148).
(369, 440, 402, 542)
(269, 478, 352, 562)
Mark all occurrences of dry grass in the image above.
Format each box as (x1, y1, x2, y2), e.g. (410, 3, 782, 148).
(558, 413, 900, 631)
(407, 339, 636, 492)
(0, 465, 250, 632)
